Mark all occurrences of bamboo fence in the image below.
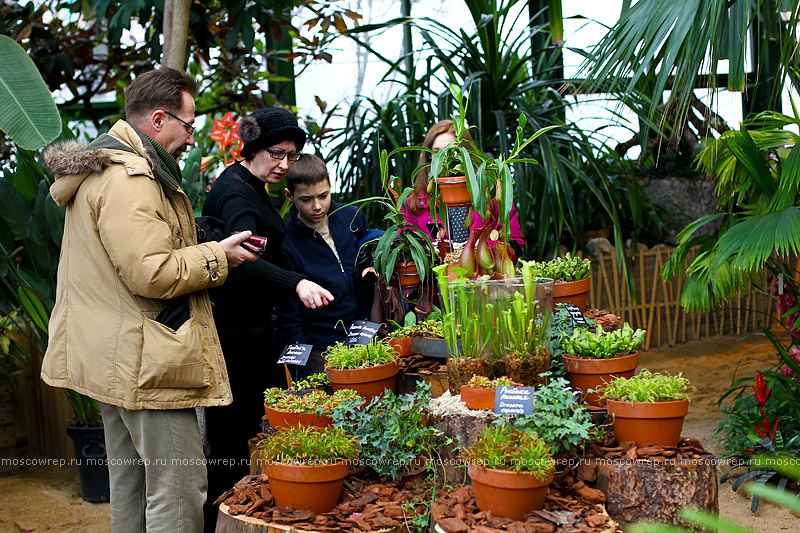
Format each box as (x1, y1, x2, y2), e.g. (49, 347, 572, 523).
(587, 244, 776, 350)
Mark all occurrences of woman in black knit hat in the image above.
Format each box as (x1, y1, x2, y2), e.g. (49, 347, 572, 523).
(201, 108, 333, 530)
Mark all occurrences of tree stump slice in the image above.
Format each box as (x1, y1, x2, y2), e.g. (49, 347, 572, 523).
(590, 453, 718, 526)
(216, 504, 400, 533)
(429, 413, 497, 485)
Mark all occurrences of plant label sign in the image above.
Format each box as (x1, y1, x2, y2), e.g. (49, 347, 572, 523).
(565, 303, 588, 327)
(278, 343, 313, 366)
(345, 320, 381, 345)
(494, 386, 535, 415)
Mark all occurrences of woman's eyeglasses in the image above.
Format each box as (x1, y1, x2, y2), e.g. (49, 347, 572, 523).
(266, 149, 302, 162)
(164, 111, 195, 135)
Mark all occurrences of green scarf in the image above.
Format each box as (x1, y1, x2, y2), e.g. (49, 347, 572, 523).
(143, 133, 182, 184)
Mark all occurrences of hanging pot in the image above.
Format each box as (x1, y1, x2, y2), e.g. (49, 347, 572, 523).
(263, 461, 349, 514)
(394, 261, 420, 288)
(606, 399, 689, 447)
(562, 352, 638, 407)
(438, 176, 471, 207)
(325, 361, 398, 402)
(552, 276, 591, 312)
(468, 463, 553, 521)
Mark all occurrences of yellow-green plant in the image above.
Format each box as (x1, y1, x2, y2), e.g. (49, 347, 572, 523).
(599, 370, 695, 403)
(560, 323, 645, 359)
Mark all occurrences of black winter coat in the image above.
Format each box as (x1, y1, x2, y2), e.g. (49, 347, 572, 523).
(276, 202, 369, 350)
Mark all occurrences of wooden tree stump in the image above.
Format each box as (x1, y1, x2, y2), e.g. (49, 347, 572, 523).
(429, 413, 496, 485)
(588, 454, 718, 527)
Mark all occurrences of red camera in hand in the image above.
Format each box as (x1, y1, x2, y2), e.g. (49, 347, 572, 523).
(233, 232, 267, 255)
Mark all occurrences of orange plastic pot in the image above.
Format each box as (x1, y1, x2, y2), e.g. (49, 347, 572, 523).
(460, 386, 496, 411)
(606, 399, 689, 447)
(562, 352, 638, 407)
(326, 361, 398, 402)
(394, 261, 420, 288)
(468, 463, 554, 521)
(552, 276, 591, 312)
(388, 337, 413, 357)
(263, 405, 333, 429)
(263, 461, 349, 514)
(437, 176, 471, 207)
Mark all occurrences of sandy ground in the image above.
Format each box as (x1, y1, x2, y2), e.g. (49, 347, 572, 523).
(0, 332, 798, 532)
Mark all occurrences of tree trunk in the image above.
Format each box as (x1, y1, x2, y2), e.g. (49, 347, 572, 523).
(588, 454, 719, 527)
(428, 412, 496, 486)
(162, 0, 190, 71)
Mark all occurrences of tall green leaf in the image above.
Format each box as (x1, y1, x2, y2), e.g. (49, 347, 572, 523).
(0, 35, 61, 150)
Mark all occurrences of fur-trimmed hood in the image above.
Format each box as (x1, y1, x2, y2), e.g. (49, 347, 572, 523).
(44, 120, 172, 206)
(44, 140, 113, 206)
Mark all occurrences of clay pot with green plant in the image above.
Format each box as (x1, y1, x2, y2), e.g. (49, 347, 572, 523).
(599, 369, 695, 447)
(461, 424, 555, 521)
(386, 323, 415, 357)
(521, 253, 592, 311)
(460, 375, 522, 411)
(257, 425, 359, 514)
(263, 387, 362, 429)
(559, 322, 645, 406)
(324, 340, 399, 402)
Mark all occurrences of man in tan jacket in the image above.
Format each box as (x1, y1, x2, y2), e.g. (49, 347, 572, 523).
(41, 68, 257, 532)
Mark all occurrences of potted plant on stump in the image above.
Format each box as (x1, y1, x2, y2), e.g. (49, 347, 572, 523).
(460, 375, 521, 411)
(257, 425, 359, 514)
(560, 322, 646, 406)
(599, 369, 695, 447)
(324, 339, 400, 402)
(461, 423, 555, 521)
(522, 253, 592, 312)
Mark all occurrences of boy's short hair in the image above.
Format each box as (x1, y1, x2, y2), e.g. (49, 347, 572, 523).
(285, 154, 330, 193)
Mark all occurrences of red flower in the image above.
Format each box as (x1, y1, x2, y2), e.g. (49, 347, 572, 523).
(752, 372, 772, 405)
(210, 112, 240, 151)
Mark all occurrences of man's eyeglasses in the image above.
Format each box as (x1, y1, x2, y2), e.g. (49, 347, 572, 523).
(164, 111, 195, 135)
(265, 149, 302, 162)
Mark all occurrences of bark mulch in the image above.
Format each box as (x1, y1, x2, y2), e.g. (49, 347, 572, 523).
(585, 434, 707, 463)
(431, 469, 617, 533)
(398, 353, 447, 374)
(214, 470, 430, 531)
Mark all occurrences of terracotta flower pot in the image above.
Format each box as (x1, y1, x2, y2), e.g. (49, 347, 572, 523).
(263, 461, 349, 514)
(468, 463, 554, 521)
(325, 361, 398, 402)
(460, 386, 496, 411)
(606, 399, 689, 447)
(562, 351, 638, 407)
(388, 337, 413, 357)
(437, 175, 471, 207)
(394, 261, 420, 288)
(264, 405, 333, 429)
(552, 276, 591, 311)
